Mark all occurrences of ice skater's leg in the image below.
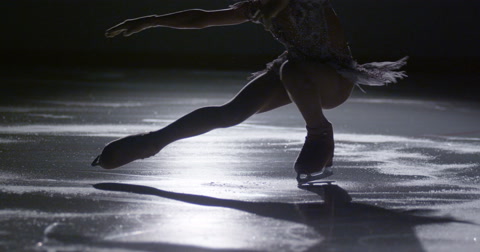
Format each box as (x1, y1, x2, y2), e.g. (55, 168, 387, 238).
(280, 60, 353, 126)
(153, 71, 291, 143)
(93, 71, 291, 169)
(280, 60, 353, 179)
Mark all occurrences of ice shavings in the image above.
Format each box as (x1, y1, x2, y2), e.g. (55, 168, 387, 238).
(332, 133, 480, 186)
(0, 138, 20, 144)
(28, 114, 74, 119)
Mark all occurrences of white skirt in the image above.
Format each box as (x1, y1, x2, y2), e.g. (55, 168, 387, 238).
(251, 51, 408, 87)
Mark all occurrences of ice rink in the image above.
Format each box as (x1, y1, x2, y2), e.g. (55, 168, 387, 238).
(1, 68, 480, 251)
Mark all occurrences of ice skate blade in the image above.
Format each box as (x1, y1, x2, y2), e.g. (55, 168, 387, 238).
(91, 155, 101, 167)
(297, 170, 334, 186)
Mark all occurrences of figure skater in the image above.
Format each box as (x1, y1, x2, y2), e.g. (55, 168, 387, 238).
(92, 0, 407, 184)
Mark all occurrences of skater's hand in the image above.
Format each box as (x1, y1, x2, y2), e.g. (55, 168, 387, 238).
(105, 17, 154, 38)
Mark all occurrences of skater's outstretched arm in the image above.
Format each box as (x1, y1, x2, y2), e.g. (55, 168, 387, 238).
(106, 7, 248, 38)
(105, 0, 291, 38)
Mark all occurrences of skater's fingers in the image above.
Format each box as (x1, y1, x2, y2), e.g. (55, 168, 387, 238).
(105, 22, 130, 38)
(123, 29, 134, 37)
(105, 29, 122, 38)
(105, 26, 125, 38)
(105, 28, 113, 38)
(123, 28, 142, 37)
(105, 32, 113, 38)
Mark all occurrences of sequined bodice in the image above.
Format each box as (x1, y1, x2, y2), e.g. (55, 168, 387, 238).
(233, 0, 407, 86)
(254, 0, 353, 65)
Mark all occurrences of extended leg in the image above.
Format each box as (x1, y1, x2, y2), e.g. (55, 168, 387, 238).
(153, 71, 291, 144)
(93, 71, 291, 169)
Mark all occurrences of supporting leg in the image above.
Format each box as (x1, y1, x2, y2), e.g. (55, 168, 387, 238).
(280, 60, 353, 182)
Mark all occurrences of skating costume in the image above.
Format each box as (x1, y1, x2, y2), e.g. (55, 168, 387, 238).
(231, 0, 407, 87)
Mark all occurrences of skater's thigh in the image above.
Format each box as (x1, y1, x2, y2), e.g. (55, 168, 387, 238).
(281, 60, 354, 109)
(224, 70, 291, 114)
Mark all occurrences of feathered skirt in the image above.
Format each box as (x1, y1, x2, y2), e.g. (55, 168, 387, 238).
(252, 51, 408, 88)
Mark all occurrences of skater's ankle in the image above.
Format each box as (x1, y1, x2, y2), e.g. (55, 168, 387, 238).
(306, 123, 332, 136)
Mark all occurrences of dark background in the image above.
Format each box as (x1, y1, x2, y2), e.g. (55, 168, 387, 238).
(1, 0, 480, 96)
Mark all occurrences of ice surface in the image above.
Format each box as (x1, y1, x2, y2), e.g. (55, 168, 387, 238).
(1, 69, 480, 251)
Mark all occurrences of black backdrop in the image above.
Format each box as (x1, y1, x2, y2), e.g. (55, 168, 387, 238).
(2, 0, 479, 76)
